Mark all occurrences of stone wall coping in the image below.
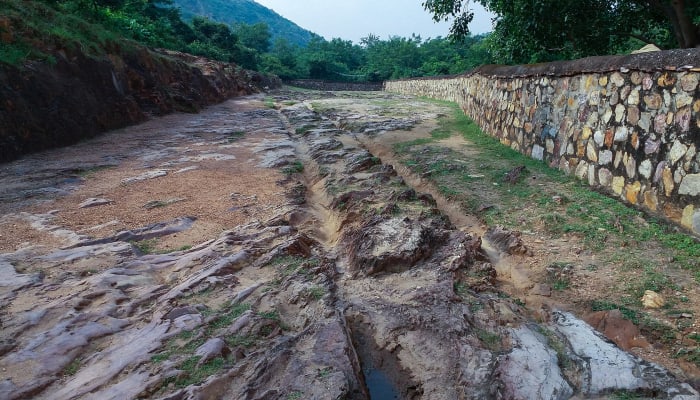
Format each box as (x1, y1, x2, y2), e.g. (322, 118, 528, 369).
(387, 48, 700, 81)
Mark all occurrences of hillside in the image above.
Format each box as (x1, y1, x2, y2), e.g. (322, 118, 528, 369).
(172, 0, 318, 46)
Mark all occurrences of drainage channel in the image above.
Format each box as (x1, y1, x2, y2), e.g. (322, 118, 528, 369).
(278, 105, 421, 399)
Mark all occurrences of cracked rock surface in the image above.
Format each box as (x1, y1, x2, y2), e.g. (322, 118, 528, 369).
(0, 90, 697, 399)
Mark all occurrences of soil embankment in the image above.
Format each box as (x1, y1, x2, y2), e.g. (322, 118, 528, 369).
(0, 47, 279, 163)
(0, 89, 698, 399)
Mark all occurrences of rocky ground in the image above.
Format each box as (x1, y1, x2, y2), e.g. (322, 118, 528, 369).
(0, 89, 699, 399)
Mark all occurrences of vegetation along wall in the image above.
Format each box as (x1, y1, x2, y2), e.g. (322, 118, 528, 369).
(385, 49, 700, 236)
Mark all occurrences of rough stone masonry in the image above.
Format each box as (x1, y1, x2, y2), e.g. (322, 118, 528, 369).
(385, 48, 700, 236)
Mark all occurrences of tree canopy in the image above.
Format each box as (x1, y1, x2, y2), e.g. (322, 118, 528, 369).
(423, 0, 700, 64)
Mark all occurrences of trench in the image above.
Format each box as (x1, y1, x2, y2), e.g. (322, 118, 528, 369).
(278, 109, 414, 399)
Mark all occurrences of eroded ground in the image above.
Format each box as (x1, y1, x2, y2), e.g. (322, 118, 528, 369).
(0, 89, 699, 399)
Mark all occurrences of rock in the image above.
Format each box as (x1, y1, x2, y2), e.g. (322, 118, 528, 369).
(195, 338, 229, 366)
(121, 170, 167, 185)
(165, 306, 200, 321)
(552, 311, 698, 397)
(642, 290, 666, 309)
(498, 326, 573, 399)
(227, 311, 254, 335)
(679, 174, 700, 196)
(503, 165, 527, 183)
(584, 310, 651, 350)
(79, 197, 113, 208)
(631, 44, 661, 54)
(143, 198, 186, 209)
(484, 226, 532, 256)
(529, 283, 552, 297)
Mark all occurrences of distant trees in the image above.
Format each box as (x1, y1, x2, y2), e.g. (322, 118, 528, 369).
(423, 0, 700, 64)
(38, 0, 494, 80)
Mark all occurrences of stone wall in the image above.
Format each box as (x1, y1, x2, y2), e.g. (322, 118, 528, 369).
(385, 49, 700, 235)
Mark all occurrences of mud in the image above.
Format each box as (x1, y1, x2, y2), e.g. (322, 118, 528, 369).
(0, 89, 698, 399)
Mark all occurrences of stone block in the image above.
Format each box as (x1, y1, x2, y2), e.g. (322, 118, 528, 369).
(662, 166, 675, 196)
(680, 73, 698, 91)
(682, 205, 695, 228)
(644, 189, 658, 211)
(599, 168, 613, 187)
(575, 160, 589, 180)
(679, 174, 700, 196)
(670, 141, 688, 165)
(612, 176, 625, 195)
(644, 93, 663, 109)
(625, 181, 642, 204)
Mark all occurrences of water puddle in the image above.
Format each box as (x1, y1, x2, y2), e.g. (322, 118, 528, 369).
(364, 367, 400, 399)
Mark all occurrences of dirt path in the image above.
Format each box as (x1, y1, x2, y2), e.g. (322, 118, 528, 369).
(0, 89, 698, 399)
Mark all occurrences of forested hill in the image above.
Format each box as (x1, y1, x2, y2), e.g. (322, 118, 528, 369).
(172, 0, 317, 46)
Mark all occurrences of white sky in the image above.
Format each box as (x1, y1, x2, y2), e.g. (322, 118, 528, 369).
(254, 0, 494, 43)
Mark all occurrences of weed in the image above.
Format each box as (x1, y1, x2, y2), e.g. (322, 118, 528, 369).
(610, 391, 642, 400)
(282, 161, 304, 175)
(318, 367, 332, 378)
(287, 391, 303, 400)
(264, 98, 276, 109)
(546, 262, 572, 291)
(475, 328, 501, 351)
(539, 327, 571, 369)
(227, 131, 245, 142)
(132, 238, 158, 254)
(207, 303, 252, 333)
(307, 286, 326, 300)
(63, 358, 81, 376)
(454, 282, 469, 297)
(590, 300, 640, 323)
(640, 316, 676, 344)
(295, 125, 314, 136)
(178, 245, 192, 251)
(225, 334, 256, 348)
(676, 347, 700, 366)
(167, 356, 227, 388)
(258, 310, 280, 321)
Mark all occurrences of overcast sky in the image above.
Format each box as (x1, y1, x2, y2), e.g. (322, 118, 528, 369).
(254, 0, 494, 43)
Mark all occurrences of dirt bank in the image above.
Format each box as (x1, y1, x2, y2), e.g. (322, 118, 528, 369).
(0, 46, 279, 163)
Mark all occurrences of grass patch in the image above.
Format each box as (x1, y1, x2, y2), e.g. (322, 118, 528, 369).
(62, 358, 81, 376)
(307, 286, 326, 300)
(131, 238, 158, 254)
(394, 99, 700, 288)
(475, 328, 501, 351)
(227, 131, 245, 142)
(165, 356, 227, 388)
(282, 161, 304, 175)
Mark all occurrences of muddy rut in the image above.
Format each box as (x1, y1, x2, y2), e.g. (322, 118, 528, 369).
(0, 90, 698, 399)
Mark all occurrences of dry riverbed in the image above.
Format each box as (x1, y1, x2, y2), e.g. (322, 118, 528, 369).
(0, 89, 699, 399)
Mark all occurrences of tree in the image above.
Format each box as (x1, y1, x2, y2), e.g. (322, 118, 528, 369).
(423, 0, 699, 64)
(234, 22, 272, 53)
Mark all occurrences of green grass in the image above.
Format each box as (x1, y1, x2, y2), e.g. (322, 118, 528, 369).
(0, 0, 127, 65)
(307, 286, 326, 300)
(264, 98, 276, 108)
(62, 358, 81, 376)
(165, 356, 227, 388)
(394, 100, 700, 279)
(227, 131, 245, 142)
(475, 328, 501, 351)
(206, 303, 252, 334)
(282, 161, 304, 175)
(132, 238, 158, 254)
